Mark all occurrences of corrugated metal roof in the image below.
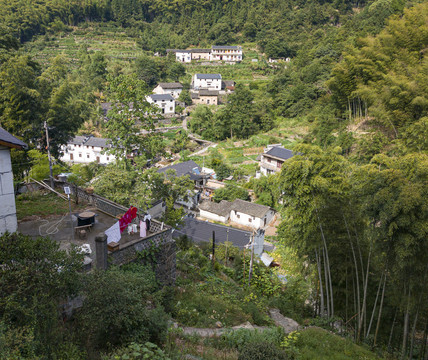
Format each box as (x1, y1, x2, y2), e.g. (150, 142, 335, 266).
(0, 127, 27, 149)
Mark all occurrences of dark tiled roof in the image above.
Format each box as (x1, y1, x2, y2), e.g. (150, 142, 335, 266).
(175, 217, 252, 249)
(265, 147, 295, 160)
(86, 137, 110, 148)
(68, 136, 87, 145)
(223, 80, 236, 87)
(150, 94, 174, 101)
(0, 127, 27, 149)
(199, 200, 231, 217)
(157, 160, 201, 177)
(231, 199, 271, 219)
(166, 49, 192, 53)
(191, 92, 199, 99)
(212, 45, 241, 50)
(158, 82, 183, 89)
(196, 73, 222, 80)
(199, 90, 219, 96)
(191, 48, 211, 53)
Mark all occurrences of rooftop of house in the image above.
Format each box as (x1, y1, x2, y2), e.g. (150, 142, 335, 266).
(212, 45, 242, 50)
(157, 82, 183, 89)
(0, 127, 27, 149)
(175, 217, 252, 249)
(191, 48, 211, 53)
(166, 49, 192, 53)
(198, 90, 219, 96)
(223, 80, 236, 87)
(264, 146, 295, 161)
(149, 94, 175, 101)
(195, 73, 222, 80)
(157, 160, 202, 178)
(199, 200, 231, 217)
(231, 199, 272, 219)
(67, 135, 111, 148)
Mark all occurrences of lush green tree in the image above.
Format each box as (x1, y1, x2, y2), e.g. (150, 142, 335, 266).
(178, 90, 192, 106)
(134, 55, 161, 87)
(0, 232, 83, 356)
(213, 184, 250, 203)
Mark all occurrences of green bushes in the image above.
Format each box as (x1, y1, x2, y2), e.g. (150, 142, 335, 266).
(238, 341, 289, 360)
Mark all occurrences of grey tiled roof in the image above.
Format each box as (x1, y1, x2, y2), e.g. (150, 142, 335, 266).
(157, 82, 183, 89)
(265, 147, 295, 160)
(199, 200, 231, 217)
(150, 94, 174, 101)
(231, 199, 271, 219)
(196, 73, 222, 80)
(191, 48, 211, 53)
(166, 49, 192, 53)
(67, 135, 111, 148)
(0, 127, 27, 148)
(198, 90, 219, 96)
(223, 80, 236, 87)
(175, 217, 252, 249)
(157, 160, 201, 177)
(68, 136, 87, 145)
(212, 45, 241, 50)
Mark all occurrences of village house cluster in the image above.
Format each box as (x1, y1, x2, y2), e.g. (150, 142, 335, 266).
(166, 45, 243, 63)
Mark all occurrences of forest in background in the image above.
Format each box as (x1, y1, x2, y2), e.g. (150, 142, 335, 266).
(0, 0, 427, 359)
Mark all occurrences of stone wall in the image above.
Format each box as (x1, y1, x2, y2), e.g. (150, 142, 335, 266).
(0, 146, 18, 235)
(108, 228, 176, 285)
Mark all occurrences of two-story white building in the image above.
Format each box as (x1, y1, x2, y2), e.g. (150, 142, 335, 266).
(60, 136, 116, 165)
(153, 83, 183, 99)
(193, 74, 222, 91)
(0, 127, 27, 235)
(166, 49, 192, 63)
(211, 46, 243, 62)
(191, 49, 212, 61)
(259, 145, 295, 176)
(147, 94, 175, 114)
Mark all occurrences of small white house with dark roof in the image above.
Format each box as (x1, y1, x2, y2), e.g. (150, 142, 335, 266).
(198, 198, 275, 230)
(166, 49, 192, 63)
(199, 200, 231, 223)
(211, 45, 242, 62)
(193, 74, 222, 91)
(191, 49, 212, 61)
(260, 145, 295, 176)
(147, 94, 175, 114)
(0, 127, 27, 235)
(60, 135, 116, 164)
(153, 83, 183, 99)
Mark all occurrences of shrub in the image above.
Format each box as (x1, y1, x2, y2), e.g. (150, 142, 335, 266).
(103, 342, 170, 360)
(238, 341, 288, 360)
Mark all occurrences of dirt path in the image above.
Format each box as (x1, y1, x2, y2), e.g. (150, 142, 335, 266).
(175, 309, 299, 337)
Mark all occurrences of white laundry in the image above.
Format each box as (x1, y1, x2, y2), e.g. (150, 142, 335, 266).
(105, 221, 121, 244)
(140, 220, 146, 238)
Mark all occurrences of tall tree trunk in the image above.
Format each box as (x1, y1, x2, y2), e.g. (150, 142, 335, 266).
(323, 247, 331, 318)
(420, 319, 427, 360)
(367, 272, 383, 338)
(315, 248, 325, 316)
(317, 210, 333, 317)
(358, 237, 372, 342)
(374, 273, 387, 347)
(409, 307, 419, 360)
(402, 287, 411, 359)
(388, 309, 397, 350)
(344, 214, 361, 329)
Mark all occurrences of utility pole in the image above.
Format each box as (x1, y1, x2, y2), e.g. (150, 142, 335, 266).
(44, 121, 54, 189)
(212, 230, 216, 265)
(64, 186, 74, 242)
(248, 231, 255, 287)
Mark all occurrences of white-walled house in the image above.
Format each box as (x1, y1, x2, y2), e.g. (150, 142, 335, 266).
(198, 198, 275, 230)
(0, 127, 27, 235)
(153, 83, 183, 99)
(166, 49, 192, 63)
(199, 200, 231, 223)
(191, 49, 211, 61)
(211, 46, 243, 62)
(193, 74, 222, 90)
(60, 136, 116, 165)
(229, 199, 275, 230)
(147, 94, 175, 114)
(260, 145, 295, 176)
